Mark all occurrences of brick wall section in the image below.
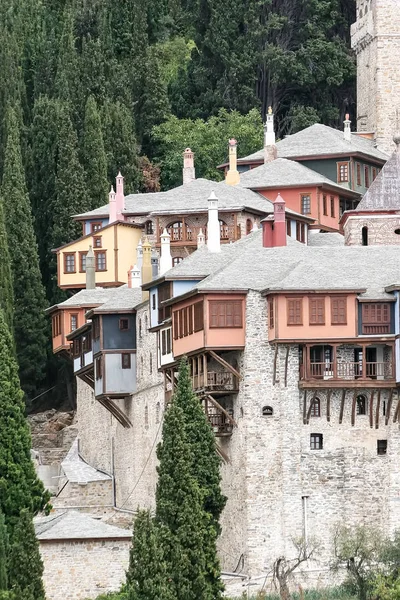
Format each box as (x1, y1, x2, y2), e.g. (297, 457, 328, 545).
(40, 539, 130, 600)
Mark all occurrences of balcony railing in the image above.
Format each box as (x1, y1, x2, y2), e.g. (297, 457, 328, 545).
(307, 361, 393, 380)
(157, 224, 241, 245)
(362, 324, 391, 335)
(192, 370, 239, 392)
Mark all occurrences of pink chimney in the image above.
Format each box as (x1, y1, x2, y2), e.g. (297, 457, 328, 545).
(262, 193, 287, 248)
(115, 172, 125, 221)
(109, 186, 116, 223)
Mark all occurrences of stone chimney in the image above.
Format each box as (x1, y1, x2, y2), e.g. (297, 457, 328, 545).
(207, 192, 221, 253)
(160, 229, 172, 274)
(86, 245, 95, 289)
(109, 186, 116, 223)
(344, 114, 351, 142)
(197, 228, 205, 248)
(262, 193, 287, 248)
(141, 237, 152, 300)
(225, 139, 240, 186)
(115, 172, 125, 221)
(264, 106, 277, 163)
(183, 148, 195, 184)
(128, 264, 141, 288)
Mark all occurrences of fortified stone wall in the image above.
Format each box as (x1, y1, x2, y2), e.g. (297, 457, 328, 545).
(344, 215, 400, 245)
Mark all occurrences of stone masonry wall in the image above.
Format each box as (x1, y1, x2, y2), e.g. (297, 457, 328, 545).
(40, 538, 131, 600)
(344, 215, 400, 246)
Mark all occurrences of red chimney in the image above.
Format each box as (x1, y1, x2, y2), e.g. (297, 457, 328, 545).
(262, 193, 287, 248)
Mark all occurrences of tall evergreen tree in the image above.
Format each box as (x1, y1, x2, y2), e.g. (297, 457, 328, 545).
(126, 509, 173, 600)
(7, 509, 45, 600)
(0, 308, 50, 531)
(82, 95, 108, 210)
(1, 107, 48, 399)
(0, 512, 7, 591)
(0, 199, 14, 332)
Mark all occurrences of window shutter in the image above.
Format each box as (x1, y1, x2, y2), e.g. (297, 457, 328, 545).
(210, 302, 218, 328)
(173, 311, 178, 340)
(194, 301, 204, 332)
(166, 329, 171, 354)
(225, 303, 233, 327)
(288, 299, 302, 325)
(310, 298, 325, 324)
(161, 330, 166, 355)
(233, 302, 242, 327)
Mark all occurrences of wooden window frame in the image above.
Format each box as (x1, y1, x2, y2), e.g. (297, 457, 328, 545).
(91, 222, 103, 233)
(145, 221, 154, 235)
(193, 301, 204, 333)
(121, 353, 131, 369)
(310, 398, 321, 417)
(173, 311, 179, 340)
(79, 251, 87, 273)
(95, 356, 102, 380)
(331, 297, 347, 325)
(269, 299, 274, 329)
(93, 317, 100, 340)
(372, 167, 377, 181)
(364, 165, 370, 188)
(287, 298, 303, 326)
(82, 332, 92, 352)
(158, 282, 172, 323)
(172, 257, 183, 266)
(64, 252, 76, 274)
(119, 318, 130, 331)
(361, 303, 391, 334)
(95, 250, 107, 272)
(300, 194, 311, 215)
(330, 196, 335, 218)
(310, 433, 323, 450)
(246, 219, 253, 235)
(322, 195, 327, 216)
(72, 338, 81, 357)
(377, 440, 387, 456)
(309, 298, 325, 325)
(70, 313, 78, 332)
(209, 300, 243, 329)
(356, 163, 361, 186)
(93, 236, 102, 248)
(337, 162, 349, 183)
(52, 313, 62, 338)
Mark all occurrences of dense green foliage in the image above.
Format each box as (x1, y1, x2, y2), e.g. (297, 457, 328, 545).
(0, 512, 7, 591)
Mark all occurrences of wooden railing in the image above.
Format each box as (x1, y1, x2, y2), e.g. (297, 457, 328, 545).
(202, 395, 235, 437)
(192, 370, 239, 392)
(157, 224, 241, 245)
(362, 324, 391, 335)
(307, 361, 393, 380)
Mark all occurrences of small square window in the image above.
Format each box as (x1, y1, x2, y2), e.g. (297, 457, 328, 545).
(70, 314, 78, 332)
(93, 236, 102, 248)
(121, 353, 131, 369)
(119, 318, 129, 331)
(310, 398, 321, 417)
(310, 433, 323, 450)
(64, 253, 76, 273)
(91, 222, 103, 233)
(377, 440, 387, 455)
(301, 195, 311, 215)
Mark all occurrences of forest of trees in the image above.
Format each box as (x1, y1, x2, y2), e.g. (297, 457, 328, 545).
(0, 0, 356, 405)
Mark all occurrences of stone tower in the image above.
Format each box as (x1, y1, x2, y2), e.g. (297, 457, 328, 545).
(351, 0, 400, 154)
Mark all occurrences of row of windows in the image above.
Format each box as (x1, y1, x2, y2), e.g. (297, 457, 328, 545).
(310, 434, 387, 454)
(64, 249, 106, 274)
(173, 301, 204, 339)
(322, 195, 336, 218)
(269, 297, 347, 327)
(337, 161, 379, 187)
(287, 220, 306, 243)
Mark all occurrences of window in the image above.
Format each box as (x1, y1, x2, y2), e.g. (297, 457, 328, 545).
(362, 303, 391, 334)
(79, 252, 87, 273)
(64, 253, 76, 273)
(246, 219, 253, 235)
(119, 318, 130, 331)
(70, 314, 78, 332)
(310, 398, 321, 417)
(337, 162, 349, 183)
(269, 299, 274, 329)
(362, 226, 368, 246)
(52, 313, 61, 338)
(173, 257, 183, 266)
(95, 251, 106, 271)
(331, 297, 347, 325)
(377, 440, 387, 456)
(287, 298, 303, 325)
(167, 221, 184, 241)
(323, 195, 327, 216)
(356, 163, 361, 186)
(93, 317, 100, 340)
(121, 353, 131, 369)
(330, 196, 335, 218)
(372, 167, 377, 181)
(83, 332, 92, 352)
(194, 301, 204, 332)
(152, 294, 156, 310)
(364, 166, 370, 188)
(209, 300, 243, 328)
(286, 219, 291, 236)
(95, 356, 102, 380)
(219, 219, 229, 240)
(145, 405, 149, 430)
(138, 318, 142, 338)
(145, 221, 154, 235)
(72, 339, 81, 357)
(310, 433, 323, 450)
(296, 222, 305, 243)
(93, 236, 102, 248)
(262, 406, 273, 416)
(172, 303, 204, 339)
(156, 402, 161, 424)
(309, 298, 325, 325)
(301, 195, 311, 215)
(356, 395, 367, 415)
(91, 222, 103, 233)
(161, 328, 172, 355)
(158, 282, 172, 322)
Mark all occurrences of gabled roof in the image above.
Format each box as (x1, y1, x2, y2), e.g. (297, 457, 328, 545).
(52, 220, 142, 252)
(61, 439, 111, 484)
(238, 157, 358, 197)
(35, 511, 131, 541)
(46, 288, 116, 314)
(237, 124, 388, 164)
(351, 144, 400, 211)
(47, 285, 143, 316)
(90, 287, 143, 313)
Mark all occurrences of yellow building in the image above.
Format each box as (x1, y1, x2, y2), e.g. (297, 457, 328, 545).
(55, 222, 143, 289)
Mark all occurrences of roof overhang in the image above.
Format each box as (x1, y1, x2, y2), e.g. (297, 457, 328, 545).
(52, 221, 143, 252)
(340, 208, 400, 227)
(262, 287, 366, 296)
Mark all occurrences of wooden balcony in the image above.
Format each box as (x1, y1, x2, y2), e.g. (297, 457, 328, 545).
(202, 395, 235, 437)
(192, 370, 239, 394)
(156, 222, 241, 246)
(307, 361, 393, 380)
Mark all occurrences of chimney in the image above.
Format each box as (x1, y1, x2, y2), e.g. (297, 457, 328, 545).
(86, 245, 95, 289)
(183, 148, 195, 184)
(152, 250, 159, 278)
(264, 106, 277, 164)
(128, 264, 141, 288)
(159, 229, 172, 274)
(262, 193, 287, 248)
(344, 114, 351, 142)
(136, 239, 143, 269)
(115, 172, 125, 220)
(207, 192, 221, 253)
(141, 237, 152, 300)
(251, 222, 259, 232)
(197, 228, 205, 248)
(109, 186, 116, 223)
(225, 139, 240, 186)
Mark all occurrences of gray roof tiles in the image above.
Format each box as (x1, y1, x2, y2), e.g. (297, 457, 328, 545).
(61, 440, 112, 484)
(35, 511, 131, 541)
(49, 285, 143, 314)
(354, 147, 400, 211)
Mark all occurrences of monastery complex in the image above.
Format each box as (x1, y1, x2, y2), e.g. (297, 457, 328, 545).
(33, 1, 400, 598)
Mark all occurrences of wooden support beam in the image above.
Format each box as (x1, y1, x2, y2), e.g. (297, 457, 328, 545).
(273, 345, 278, 386)
(215, 444, 230, 464)
(385, 389, 393, 426)
(393, 392, 400, 423)
(208, 350, 241, 380)
(284, 346, 289, 387)
(97, 397, 132, 428)
(205, 394, 237, 427)
(326, 389, 331, 422)
(303, 390, 308, 425)
(369, 391, 374, 428)
(375, 390, 381, 429)
(351, 390, 357, 426)
(306, 391, 318, 424)
(339, 389, 346, 424)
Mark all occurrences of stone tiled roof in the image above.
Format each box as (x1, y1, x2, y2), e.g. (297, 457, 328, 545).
(238, 124, 388, 163)
(353, 146, 400, 211)
(46, 288, 116, 313)
(308, 232, 345, 247)
(47, 286, 143, 314)
(35, 511, 131, 541)
(61, 439, 111, 484)
(239, 158, 354, 195)
(91, 287, 143, 313)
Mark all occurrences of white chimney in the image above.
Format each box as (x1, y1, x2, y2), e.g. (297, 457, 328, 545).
(128, 264, 141, 288)
(109, 186, 116, 223)
(251, 222, 259, 232)
(160, 229, 172, 274)
(86, 245, 95, 289)
(183, 148, 195, 184)
(197, 228, 205, 248)
(207, 192, 221, 253)
(136, 239, 143, 269)
(344, 114, 351, 142)
(264, 106, 276, 147)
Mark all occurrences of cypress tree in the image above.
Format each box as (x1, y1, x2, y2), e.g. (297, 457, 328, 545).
(156, 400, 216, 600)
(1, 107, 48, 399)
(7, 509, 45, 600)
(0, 308, 50, 532)
(0, 200, 14, 332)
(126, 509, 173, 600)
(82, 95, 108, 210)
(0, 512, 7, 591)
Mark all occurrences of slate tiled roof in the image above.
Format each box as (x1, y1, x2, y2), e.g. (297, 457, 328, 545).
(35, 511, 131, 541)
(46, 288, 116, 313)
(239, 158, 355, 195)
(91, 287, 143, 313)
(308, 232, 345, 247)
(238, 124, 388, 164)
(61, 439, 111, 484)
(353, 146, 400, 211)
(47, 285, 143, 314)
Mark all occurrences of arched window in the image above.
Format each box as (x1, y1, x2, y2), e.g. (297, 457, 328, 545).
(173, 257, 183, 266)
(356, 394, 367, 415)
(362, 226, 368, 246)
(167, 221, 184, 241)
(144, 405, 149, 430)
(246, 219, 253, 235)
(138, 318, 142, 339)
(145, 221, 154, 235)
(156, 402, 161, 424)
(262, 406, 273, 416)
(150, 353, 153, 374)
(310, 398, 321, 417)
